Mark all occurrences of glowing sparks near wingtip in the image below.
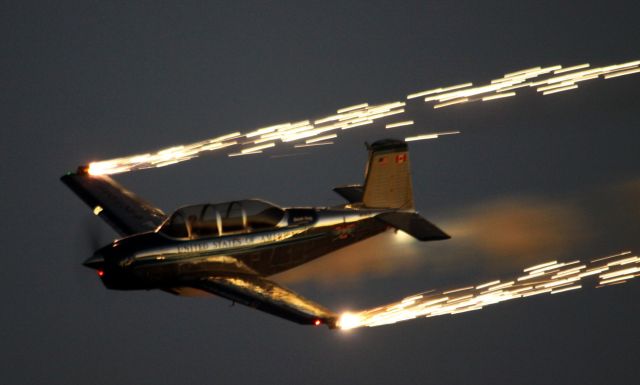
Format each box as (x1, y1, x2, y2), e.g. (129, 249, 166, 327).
(85, 58, 639, 175)
(554, 63, 590, 74)
(385, 120, 414, 129)
(542, 84, 579, 95)
(407, 83, 473, 99)
(306, 134, 337, 144)
(86, 137, 239, 175)
(337, 103, 369, 114)
(603, 67, 640, 79)
(241, 142, 275, 154)
(482, 92, 516, 101)
(228, 150, 263, 157)
(409, 59, 638, 108)
(336, 250, 639, 330)
(405, 131, 460, 142)
(294, 142, 334, 148)
(433, 97, 469, 109)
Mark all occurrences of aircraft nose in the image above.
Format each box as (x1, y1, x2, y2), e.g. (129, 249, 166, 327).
(83, 253, 105, 270)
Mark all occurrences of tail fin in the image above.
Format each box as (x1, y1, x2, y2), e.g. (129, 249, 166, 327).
(362, 139, 414, 209)
(60, 167, 167, 236)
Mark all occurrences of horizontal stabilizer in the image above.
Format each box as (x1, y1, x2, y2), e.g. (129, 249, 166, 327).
(333, 185, 364, 203)
(193, 275, 337, 327)
(376, 212, 450, 241)
(61, 169, 167, 236)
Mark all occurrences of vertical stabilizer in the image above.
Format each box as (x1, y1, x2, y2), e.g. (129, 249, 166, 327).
(362, 139, 414, 209)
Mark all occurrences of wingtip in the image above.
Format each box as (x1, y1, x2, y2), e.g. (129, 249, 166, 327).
(76, 165, 90, 175)
(60, 165, 89, 180)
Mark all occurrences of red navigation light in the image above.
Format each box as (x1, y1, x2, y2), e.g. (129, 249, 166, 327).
(314, 319, 321, 326)
(97, 270, 104, 277)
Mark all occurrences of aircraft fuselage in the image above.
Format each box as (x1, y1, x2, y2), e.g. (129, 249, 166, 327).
(91, 207, 389, 291)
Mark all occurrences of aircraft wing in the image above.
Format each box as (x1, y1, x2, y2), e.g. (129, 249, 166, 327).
(61, 169, 167, 236)
(191, 276, 338, 328)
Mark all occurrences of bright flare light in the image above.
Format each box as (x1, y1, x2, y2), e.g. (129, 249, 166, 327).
(336, 312, 363, 330)
(336, 250, 639, 330)
(85, 59, 639, 175)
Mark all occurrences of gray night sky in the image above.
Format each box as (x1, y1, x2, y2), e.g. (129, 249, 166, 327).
(2, 1, 640, 384)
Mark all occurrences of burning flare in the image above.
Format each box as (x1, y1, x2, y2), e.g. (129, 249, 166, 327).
(85, 59, 639, 175)
(337, 251, 639, 330)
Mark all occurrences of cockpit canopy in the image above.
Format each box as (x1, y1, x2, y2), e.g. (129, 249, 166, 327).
(158, 199, 285, 239)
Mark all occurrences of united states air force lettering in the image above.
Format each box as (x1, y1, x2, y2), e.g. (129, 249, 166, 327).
(177, 229, 300, 254)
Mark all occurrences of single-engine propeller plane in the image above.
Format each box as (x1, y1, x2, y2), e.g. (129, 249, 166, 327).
(62, 139, 449, 328)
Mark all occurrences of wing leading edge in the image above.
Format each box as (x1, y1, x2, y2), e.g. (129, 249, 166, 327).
(191, 276, 338, 328)
(61, 168, 167, 236)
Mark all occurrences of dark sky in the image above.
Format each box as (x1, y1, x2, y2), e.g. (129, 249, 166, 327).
(2, 1, 640, 384)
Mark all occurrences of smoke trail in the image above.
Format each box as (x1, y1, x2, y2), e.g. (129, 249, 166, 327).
(274, 230, 423, 286)
(441, 197, 588, 267)
(276, 178, 639, 286)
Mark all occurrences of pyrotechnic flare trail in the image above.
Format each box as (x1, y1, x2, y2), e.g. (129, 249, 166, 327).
(336, 251, 640, 330)
(86, 59, 640, 175)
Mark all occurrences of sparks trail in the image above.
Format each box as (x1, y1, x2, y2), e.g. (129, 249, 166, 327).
(87, 59, 639, 175)
(337, 251, 639, 330)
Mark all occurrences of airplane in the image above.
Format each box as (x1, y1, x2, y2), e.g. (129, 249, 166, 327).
(61, 138, 450, 329)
